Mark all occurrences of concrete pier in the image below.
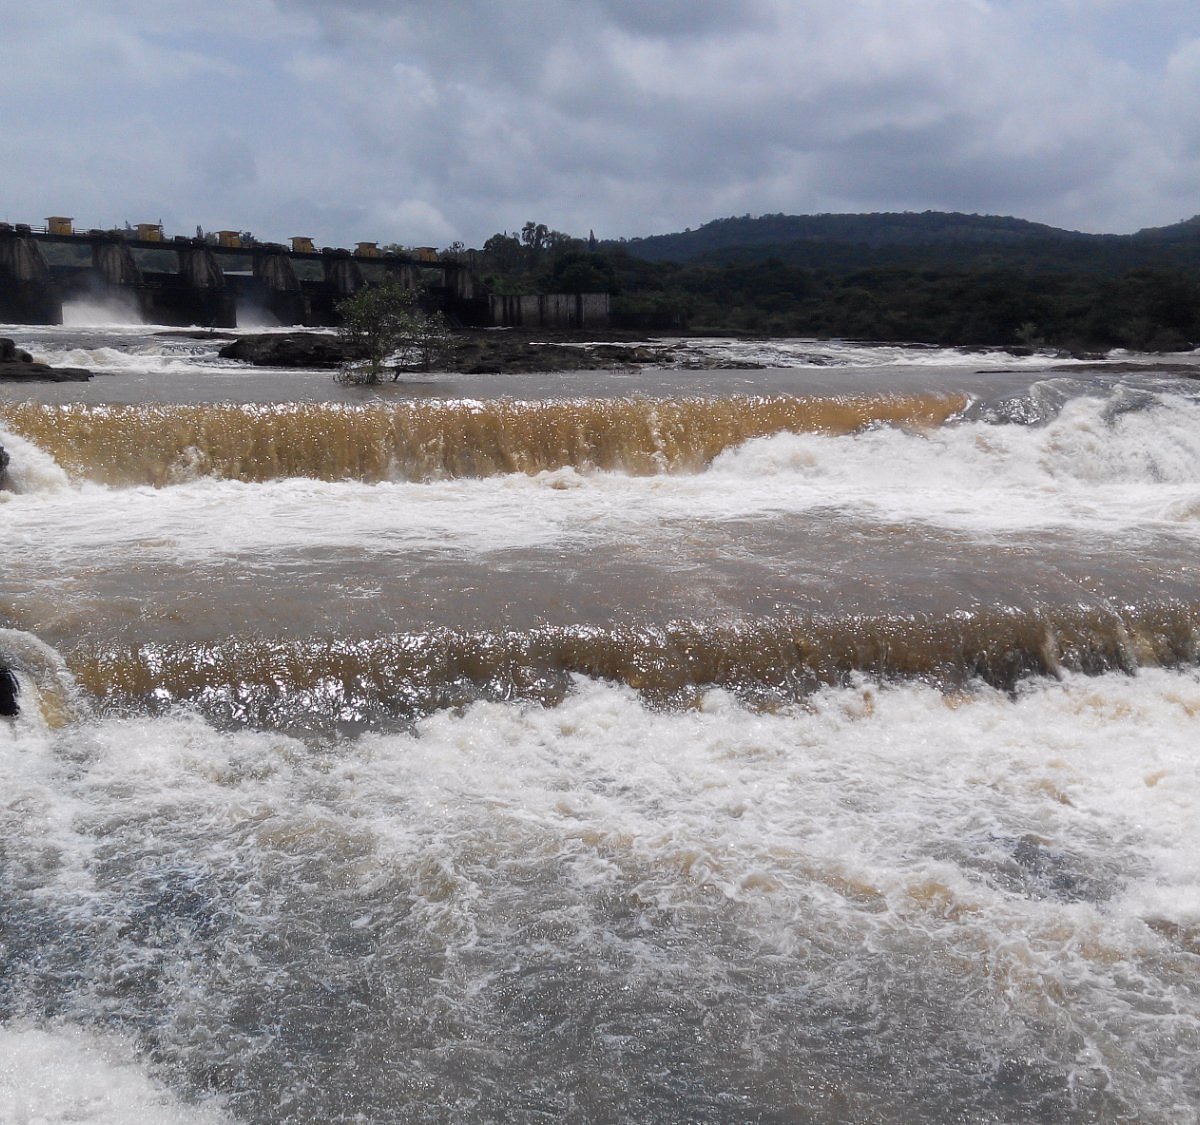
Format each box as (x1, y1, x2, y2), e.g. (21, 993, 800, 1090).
(92, 235, 143, 286)
(165, 239, 236, 327)
(251, 245, 305, 325)
(0, 227, 62, 324)
(290, 249, 363, 326)
(89, 234, 153, 319)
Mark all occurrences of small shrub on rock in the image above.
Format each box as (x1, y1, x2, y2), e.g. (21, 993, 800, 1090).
(334, 282, 453, 384)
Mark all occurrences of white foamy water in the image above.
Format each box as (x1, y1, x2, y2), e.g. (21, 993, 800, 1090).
(711, 387, 1200, 533)
(2, 321, 334, 383)
(6, 389, 1200, 571)
(3, 671, 1200, 1120)
(653, 334, 1107, 369)
(0, 1025, 231, 1125)
(544, 334, 1122, 370)
(0, 429, 70, 495)
(32, 342, 244, 379)
(4, 326, 1200, 1122)
(61, 296, 148, 328)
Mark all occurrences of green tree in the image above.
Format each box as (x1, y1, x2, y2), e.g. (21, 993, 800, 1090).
(482, 232, 522, 276)
(550, 251, 617, 294)
(520, 221, 551, 253)
(334, 281, 452, 385)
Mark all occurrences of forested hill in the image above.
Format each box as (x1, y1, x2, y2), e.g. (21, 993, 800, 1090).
(476, 212, 1200, 350)
(620, 212, 1086, 260)
(614, 211, 1200, 272)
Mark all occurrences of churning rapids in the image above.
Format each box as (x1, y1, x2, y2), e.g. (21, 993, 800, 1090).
(4, 321, 1200, 1123)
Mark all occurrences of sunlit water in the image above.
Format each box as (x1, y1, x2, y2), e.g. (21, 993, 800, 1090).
(3, 322, 1200, 1122)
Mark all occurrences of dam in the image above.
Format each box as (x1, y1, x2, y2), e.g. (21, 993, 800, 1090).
(0, 218, 610, 330)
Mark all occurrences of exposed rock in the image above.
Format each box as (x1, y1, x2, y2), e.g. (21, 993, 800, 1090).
(0, 337, 31, 363)
(0, 336, 91, 381)
(444, 331, 677, 374)
(218, 332, 368, 368)
(154, 329, 238, 341)
(0, 668, 18, 717)
(219, 329, 678, 374)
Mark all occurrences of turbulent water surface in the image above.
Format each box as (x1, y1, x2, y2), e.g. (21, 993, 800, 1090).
(3, 322, 1200, 1122)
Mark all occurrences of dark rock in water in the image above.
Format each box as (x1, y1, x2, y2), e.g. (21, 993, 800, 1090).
(448, 331, 678, 374)
(0, 361, 92, 382)
(0, 336, 91, 382)
(221, 328, 730, 375)
(0, 337, 31, 363)
(218, 332, 368, 368)
(0, 668, 18, 717)
(155, 329, 238, 342)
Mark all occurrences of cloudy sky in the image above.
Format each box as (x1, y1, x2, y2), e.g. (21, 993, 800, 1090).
(4, 1, 1200, 249)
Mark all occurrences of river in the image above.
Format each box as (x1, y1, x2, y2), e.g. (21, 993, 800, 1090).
(2, 321, 1200, 1122)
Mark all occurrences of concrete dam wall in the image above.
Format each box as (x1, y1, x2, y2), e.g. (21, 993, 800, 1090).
(488, 292, 611, 330)
(0, 223, 610, 330)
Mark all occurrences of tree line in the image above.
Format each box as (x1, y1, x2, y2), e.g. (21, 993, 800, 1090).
(471, 213, 1200, 350)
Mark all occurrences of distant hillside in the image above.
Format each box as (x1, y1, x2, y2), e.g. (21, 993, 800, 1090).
(473, 209, 1200, 350)
(613, 211, 1200, 274)
(1128, 214, 1200, 244)
(618, 212, 1085, 260)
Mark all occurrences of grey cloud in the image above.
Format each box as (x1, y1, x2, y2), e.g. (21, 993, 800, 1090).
(818, 117, 1110, 215)
(593, 0, 770, 37)
(6, 0, 1200, 246)
(191, 135, 260, 193)
(279, 0, 1153, 237)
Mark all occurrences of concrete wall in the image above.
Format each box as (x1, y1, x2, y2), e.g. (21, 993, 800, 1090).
(489, 292, 611, 329)
(0, 231, 61, 323)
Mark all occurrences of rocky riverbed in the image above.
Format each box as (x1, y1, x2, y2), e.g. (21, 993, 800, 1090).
(0, 337, 91, 381)
(217, 329, 683, 374)
(213, 328, 1133, 376)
